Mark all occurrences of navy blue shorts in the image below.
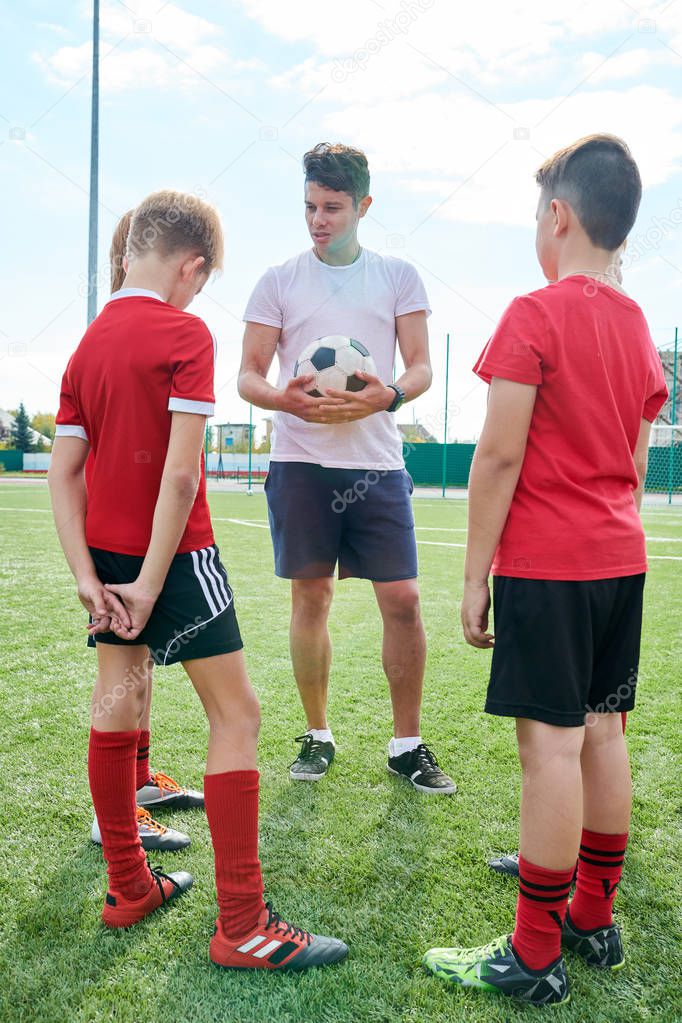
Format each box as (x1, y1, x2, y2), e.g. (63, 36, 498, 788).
(264, 461, 418, 581)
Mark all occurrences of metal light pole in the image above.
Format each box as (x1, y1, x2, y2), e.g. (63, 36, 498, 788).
(87, 0, 100, 324)
(441, 333, 450, 498)
(247, 404, 253, 495)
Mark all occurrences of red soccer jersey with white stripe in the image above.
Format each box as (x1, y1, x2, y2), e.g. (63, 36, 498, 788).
(56, 290, 215, 556)
(473, 275, 668, 580)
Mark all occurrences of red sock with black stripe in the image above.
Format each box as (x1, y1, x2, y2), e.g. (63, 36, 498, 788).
(512, 856, 574, 970)
(88, 728, 152, 900)
(136, 728, 152, 790)
(569, 828, 628, 932)
(204, 770, 265, 938)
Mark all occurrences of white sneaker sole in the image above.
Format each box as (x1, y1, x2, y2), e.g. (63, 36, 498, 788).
(387, 765, 457, 795)
(289, 770, 327, 782)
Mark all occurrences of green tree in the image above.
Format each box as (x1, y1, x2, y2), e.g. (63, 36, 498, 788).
(31, 412, 56, 442)
(11, 403, 33, 452)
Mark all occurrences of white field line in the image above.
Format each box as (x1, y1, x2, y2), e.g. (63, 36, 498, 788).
(2, 508, 681, 560)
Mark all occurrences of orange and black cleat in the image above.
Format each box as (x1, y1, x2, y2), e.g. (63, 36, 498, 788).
(102, 866, 193, 929)
(210, 902, 348, 971)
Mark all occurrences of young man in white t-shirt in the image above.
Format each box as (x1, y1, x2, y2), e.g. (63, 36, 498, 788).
(239, 143, 455, 794)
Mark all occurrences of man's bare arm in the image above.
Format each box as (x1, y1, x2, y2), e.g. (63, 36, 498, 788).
(238, 321, 346, 422)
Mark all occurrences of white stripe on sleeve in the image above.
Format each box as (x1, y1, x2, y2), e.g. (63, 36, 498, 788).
(168, 397, 215, 415)
(55, 424, 88, 441)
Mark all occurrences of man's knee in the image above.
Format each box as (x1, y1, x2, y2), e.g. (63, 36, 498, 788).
(376, 580, 422, 625)
(291, 578, 334, 618)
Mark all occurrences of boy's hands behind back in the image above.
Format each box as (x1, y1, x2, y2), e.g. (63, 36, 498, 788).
(78, 575, 131, 637)
(103, 580, 157, 641)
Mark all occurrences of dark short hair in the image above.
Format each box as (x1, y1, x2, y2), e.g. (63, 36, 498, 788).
(303, 143, 370, 205)
(535, 134, 642, 250)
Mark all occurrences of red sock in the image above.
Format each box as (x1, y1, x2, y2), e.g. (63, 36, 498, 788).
(88, 728, 152, 900)
(569, 828, 628, 932)
(512, 856, 574, 970)
(204, 770, 265, 939)
(136, 728, 152, 790)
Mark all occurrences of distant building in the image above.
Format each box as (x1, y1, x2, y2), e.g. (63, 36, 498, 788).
(215, 423, 255, 449)
(397, 422, 437, 443)
(0, 409, 52, 448)
(656, 347, 681, 426)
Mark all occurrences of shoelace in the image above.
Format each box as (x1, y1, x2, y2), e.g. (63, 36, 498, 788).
(265, 901, 312, 945)
(148, 862, 180, 905)
(452, 935, 509, 961)
(291, 734, 327, 764)
(150, 771, 183, 794)
(136, 805, 166, 836)
(414, 743, 442, 775)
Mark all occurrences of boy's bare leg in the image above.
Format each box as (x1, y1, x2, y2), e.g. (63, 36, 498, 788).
(289, 578, 334, 730)
(91, 644, 151, 731)
(373, 579, 424, 738)
(516, 718, 584, 869)
(581, 712, 631, 832)
(183, 649, 260, 773)
(139, 666, 153, 731)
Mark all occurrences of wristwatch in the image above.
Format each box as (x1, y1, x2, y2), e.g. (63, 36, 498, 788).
(386, 384, 406, 413)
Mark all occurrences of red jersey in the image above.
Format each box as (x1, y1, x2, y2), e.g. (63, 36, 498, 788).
(55, 289, 215, 556)
(474, 275, 668, 580)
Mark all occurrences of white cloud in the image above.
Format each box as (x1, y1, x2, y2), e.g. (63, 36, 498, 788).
(323, 85, 682, 228)
(34, 1, 262, 94)
(579, 47, 675, 83)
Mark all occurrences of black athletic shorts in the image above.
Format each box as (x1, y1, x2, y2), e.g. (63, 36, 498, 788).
(87, 544, 243, 666)
(485, 574, 645, 727)
(264, 460, 418, 580)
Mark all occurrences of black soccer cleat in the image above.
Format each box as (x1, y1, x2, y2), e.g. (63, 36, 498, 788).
(488, 851, 520, 877)
(388, 743, 456, 794)
(562, 909, 625, 970)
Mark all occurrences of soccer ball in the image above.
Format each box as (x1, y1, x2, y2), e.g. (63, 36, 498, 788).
(293, 335, 377, 397)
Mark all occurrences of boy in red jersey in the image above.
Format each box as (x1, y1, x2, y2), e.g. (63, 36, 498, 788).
(422, 136, 667, 1006)
(86, 209, 202, 857)
(49, 190, 347, 970)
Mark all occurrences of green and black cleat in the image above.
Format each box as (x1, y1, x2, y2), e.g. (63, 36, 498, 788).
(423, 933, 570, 1007)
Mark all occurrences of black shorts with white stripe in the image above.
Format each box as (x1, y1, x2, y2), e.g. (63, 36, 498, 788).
(87, 545, 243, 666)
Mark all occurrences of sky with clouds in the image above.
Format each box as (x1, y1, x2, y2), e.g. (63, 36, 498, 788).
(2, 0, 682, 440)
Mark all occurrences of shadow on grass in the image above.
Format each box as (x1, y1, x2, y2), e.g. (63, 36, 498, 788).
(0, 840, 187, 1021)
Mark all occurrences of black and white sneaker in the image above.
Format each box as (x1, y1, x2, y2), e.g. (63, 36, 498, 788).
(387, 743, 456, 795)
(290, 734, 335, 782)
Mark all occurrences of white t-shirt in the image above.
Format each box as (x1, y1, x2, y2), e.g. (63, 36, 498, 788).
(243, 248, 431, 470)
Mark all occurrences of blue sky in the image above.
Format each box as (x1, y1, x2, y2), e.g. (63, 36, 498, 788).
(2, 0, 681, 440)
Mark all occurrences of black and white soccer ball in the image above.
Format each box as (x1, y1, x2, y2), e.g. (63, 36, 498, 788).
(293, 335, 377, 397)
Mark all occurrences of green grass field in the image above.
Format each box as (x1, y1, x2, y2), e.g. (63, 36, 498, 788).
(1, 483, 680, 1023)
